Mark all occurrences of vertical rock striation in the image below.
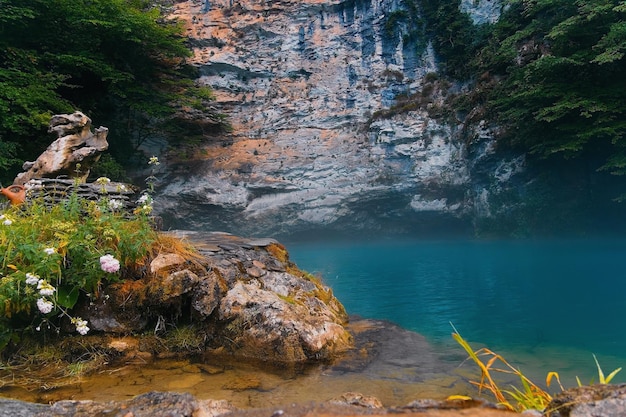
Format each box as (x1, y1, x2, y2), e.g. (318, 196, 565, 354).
(156, 0, 516, 238)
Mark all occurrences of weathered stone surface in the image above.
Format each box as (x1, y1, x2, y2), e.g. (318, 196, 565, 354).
(150, 0, 521, 238)
(76, 231, 351, 364)
(546, 383, 626, 417)
(22, 177, 138, 211)
(0, 391, 517, 417)
(151, 253, 188, 274)
(15, 112, 108, 185)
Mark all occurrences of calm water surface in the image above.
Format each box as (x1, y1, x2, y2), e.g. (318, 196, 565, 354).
(286, 238, 626, 384)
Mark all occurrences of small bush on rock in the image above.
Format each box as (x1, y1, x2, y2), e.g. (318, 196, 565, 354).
(0, 181, 158, 351)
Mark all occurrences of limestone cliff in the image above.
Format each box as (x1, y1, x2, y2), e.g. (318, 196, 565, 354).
(155, 0, 518, 238)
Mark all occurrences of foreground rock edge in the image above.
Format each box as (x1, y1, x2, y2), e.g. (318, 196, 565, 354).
(3, 384, 626, 417)
(0, 391, 514, 417)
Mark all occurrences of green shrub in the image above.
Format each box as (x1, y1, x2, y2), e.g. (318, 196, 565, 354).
(0, 181, 157, 350)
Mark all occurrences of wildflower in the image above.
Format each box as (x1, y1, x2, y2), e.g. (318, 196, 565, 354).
(95, 177, 111, 185)
(37, 280, 55, 296)
(25, 273, 40, 285)
(2, 218, 12, 226)
(36, 298, 54, 314)
(108, 199, 124, 210)
(99, 254, 120, 273)
(72, 317, 90, 335)
(137, 194, 152, 204)
(44, 247, 56, 255)
(148, 156, 160, 165)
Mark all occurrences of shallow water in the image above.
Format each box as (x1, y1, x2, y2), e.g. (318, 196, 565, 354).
(286, 238, 626, 386)
(0, 320, 474, 407)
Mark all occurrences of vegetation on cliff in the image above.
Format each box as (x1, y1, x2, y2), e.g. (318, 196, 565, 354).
(0, 0, 226, 183)
(383, 0, 626, 234)
(418, 0, 626, 177)
(475, 1, 626, 175)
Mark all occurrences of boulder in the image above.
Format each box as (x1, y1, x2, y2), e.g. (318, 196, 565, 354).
(77, 231, 352, 364)
(14, 111, 108, 185)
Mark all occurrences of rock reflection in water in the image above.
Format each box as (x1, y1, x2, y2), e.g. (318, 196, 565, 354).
(0, 319, 472, 408)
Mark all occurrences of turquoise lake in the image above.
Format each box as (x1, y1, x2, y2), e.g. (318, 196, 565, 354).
(286, 238, 626, 385)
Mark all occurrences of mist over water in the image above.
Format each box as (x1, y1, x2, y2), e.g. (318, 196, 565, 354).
(286, 237, 626, 384)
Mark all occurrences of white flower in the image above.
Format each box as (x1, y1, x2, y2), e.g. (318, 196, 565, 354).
(37, 280, 55, 296)
(43, 247, 56, 255)
(95, 177, 111, 185)
(148, 156, 160, 166)
(72, 318, 90, 335)
(108, 199, 124, 210)
(137, 194, 151, 204)
(99, 254, 120, 273)
(36, 298, 54, 314)
(2, 219, 12, 226)
(25, 273, 40, 285)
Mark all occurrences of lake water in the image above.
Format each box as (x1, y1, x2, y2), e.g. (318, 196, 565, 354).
(286, 237, 626, 386)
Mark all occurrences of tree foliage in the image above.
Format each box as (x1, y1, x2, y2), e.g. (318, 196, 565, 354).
(473, 0, 626, 174)
(0, 0, 225, 182)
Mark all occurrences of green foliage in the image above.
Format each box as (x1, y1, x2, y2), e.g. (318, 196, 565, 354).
(0, 0, 226, 182)
(0, 183, 157, 347)
(473, 0, 626, 175)
(419, 0, 492, 78)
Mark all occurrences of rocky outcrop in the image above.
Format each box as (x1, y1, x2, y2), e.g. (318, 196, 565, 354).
(150, 0, 518, 238)
(14, 111, 108, 185)
(76, 231, 352, 364)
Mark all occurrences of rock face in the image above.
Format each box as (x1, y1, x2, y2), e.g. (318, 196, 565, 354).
(152, 0, 517, 238)
(76, 231, 352, 364)
(546, 383, 626, 417)
(15, 111, 109, 185)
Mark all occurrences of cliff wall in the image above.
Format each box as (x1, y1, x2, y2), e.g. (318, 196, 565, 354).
(155, 0, 518, 238)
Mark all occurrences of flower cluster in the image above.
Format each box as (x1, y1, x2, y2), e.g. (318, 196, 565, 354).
(0, 214, 12, 226)
(96, 176, 111, 194)
(72, 317, 90, 335)
(36, 298, 54, 314)
(37, 280, 55, 296)
(22, 248, 90, 335)
(99, 254, 120, 273)
(108, 199, 124, 211)
(135, 193, 153, 215)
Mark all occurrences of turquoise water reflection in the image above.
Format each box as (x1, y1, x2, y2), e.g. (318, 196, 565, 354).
(286, 238, 626, 384)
